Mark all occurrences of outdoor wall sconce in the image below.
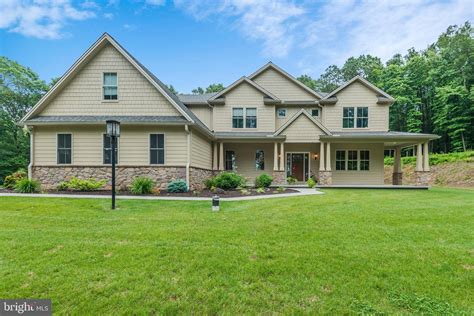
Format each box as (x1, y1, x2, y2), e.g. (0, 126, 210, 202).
(314, 153, 319, 160)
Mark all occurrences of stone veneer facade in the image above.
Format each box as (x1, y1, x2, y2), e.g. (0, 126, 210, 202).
(32, 166, 214, 191)
(413, 171, 432, 186)
(271, 171, 287, 185)
(318, 171, 332, 185)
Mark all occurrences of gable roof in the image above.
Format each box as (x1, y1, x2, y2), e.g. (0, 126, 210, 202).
(20, 33, 211, 136)
(274, 109, 332, 136)
(208, 76, 279, 101)
(248, 62, 324, 100)
(322, 75, 395, 102)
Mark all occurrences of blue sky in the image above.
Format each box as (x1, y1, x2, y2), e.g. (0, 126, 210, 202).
(1, 0, 472, 93)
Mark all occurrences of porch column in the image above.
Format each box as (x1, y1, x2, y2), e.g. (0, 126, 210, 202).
(319, 142, 325, 171)
(219, 142, 224, 171)
(279, 142, 285, 171)
(325, 142, 332, 171)
(416, 143, 423, 171)
(273, 142, 279, 171)
(392, 147, 403, 185)
(423, 142, 430, 171)
(213, 142, 218, 170)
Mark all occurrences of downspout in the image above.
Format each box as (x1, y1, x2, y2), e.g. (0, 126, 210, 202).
(27, 126, 34, 180)
(185, 125, 191, 189)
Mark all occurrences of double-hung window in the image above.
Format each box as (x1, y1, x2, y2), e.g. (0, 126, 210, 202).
(57, 134, 72, 164)
(150, 134, 165, 164)
(245, 108, 257, 128)
(359, 150, 370, 170)
(232, 108, 244, 128)
(255, 150, 265, 170)
(335, 150, 370, 171)
(357, 107, 368, 128)
(343, 107, 368, 128)
(103, 134, 118, 164)
(103, 73, 118, 100)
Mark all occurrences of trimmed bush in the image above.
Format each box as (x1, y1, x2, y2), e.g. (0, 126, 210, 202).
(14, 179, 40, 193)
(255, 173, 273, 188)
(56, 182, 69, 191)
(307, 177, 316, 188)
(286, 176, 297, 184)
(67, 177, 107, 191)
(130, 177, 154, 194)
(213, 172, 246, 190)
(167, 179, 188, 193)
(204, 177, 216, 190)
(4, 169, 27, 189)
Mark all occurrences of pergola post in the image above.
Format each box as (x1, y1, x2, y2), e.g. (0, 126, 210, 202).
(392, 147, 402, 185)
(319, 142, 325, 171)
(416, 143, 423, 171)
(279, 142, 284, 171)
(423, 142, 430, 171)
(273, 142, 279, 171)
(219, 142, 224, 171)
(325, 142, 331, 171)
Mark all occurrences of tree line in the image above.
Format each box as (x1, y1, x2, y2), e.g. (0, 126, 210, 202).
(0, 22, 472, 182)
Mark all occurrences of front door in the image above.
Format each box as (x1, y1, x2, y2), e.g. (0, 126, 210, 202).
(286, 153, 310, 182)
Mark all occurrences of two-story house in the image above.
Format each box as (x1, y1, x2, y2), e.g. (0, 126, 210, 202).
(20, 33, 439, 190)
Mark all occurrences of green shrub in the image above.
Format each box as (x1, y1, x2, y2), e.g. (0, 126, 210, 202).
(167, 179, 188, 193)
(307, 178, 316, 188)
(130, 176, 154, 194)
(14, 179, 40, 193)
(276, 186, 286, 193)
(286, 176, 297, 184)
(213, 172, 246, 190)
(255, 173, 273, 188)
(67, 177, 107, 191)
(56, 182, 69, 191)
(204, 177, 216, 190)
(4, 169, 27, 189)
(384, 151, 474, 166)
(255, 187, 265, 194)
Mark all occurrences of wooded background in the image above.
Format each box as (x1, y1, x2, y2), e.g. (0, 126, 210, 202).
(0, 23, 472, 182)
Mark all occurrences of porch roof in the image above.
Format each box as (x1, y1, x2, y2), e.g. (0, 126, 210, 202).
(214, 131, 286, 141)
(320, 131, 440, 148)
(24, 115, 189, 125)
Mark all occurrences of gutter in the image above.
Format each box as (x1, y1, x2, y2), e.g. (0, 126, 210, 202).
(185, 125, 191, 189)
(28, 127, 34, 180)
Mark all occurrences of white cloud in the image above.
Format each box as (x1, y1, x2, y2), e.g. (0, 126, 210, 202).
(81, 1, 99, 9)
(104, 12, 114, 19)
(0, 0, 96, 39)
(174, 0, 305, 58)
(173, 0, 473, 74)
(145, 0, 165, 5)
(123, 23, 137, 30)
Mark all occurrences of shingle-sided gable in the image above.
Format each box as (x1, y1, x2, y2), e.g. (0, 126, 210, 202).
(251, 67, 320, 101)
(38, 43, 181, 117)
(279, 114, 327, 143)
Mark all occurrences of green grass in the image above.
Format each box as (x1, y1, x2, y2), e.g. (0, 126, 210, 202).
(0, 188, 473, 314)
(384, 150, 474, 166)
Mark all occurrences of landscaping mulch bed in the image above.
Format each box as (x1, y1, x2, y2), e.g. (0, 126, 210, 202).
(39, 188, 298, 197)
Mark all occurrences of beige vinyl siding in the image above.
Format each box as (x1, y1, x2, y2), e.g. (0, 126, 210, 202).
(40, 43, 181, 116)
(252, 68, 316, 100)
(322, 82, 389, 132)
(276, 106, 322, 129)
(330, 143, 384, 185)
(188, 105, 212, 129)
(34, 125, 187, 166)
(191, 130, 212, 169)
(280, 115, 324, 143)
(224, 143, 275, 182)
(213, 82, 275, 132)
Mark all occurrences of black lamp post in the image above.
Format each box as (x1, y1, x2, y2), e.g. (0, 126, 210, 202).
(106, 120, 120, 209)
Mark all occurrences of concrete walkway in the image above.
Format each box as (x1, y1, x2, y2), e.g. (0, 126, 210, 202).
(0, 188, 323, 202)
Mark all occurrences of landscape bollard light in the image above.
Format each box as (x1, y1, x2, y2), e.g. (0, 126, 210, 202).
(106, 120, 120, 210)
(212, 195, 220, 211)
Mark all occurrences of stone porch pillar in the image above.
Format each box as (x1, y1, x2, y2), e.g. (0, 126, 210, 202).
(219, 142, 224, 171)
(279, 142, 285, 171)
(318, 142, 332, 185)
(392, 147, 402, 185)
(213, 142, 218, 170)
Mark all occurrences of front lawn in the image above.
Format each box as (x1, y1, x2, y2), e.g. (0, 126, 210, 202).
(0, 188, 473, 314)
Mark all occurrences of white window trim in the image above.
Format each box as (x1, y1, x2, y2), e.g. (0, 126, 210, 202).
(342, 106, 369, 129)
(277, 108, 287, 119)
(149, 133, 166, 165)
(334, 149, 370, 171)
(56, 133, 73, 165)
(102, 133, 120, 165)
(102, 72, 119, 102)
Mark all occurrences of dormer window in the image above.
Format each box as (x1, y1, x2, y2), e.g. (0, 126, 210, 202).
(103, 73, 118, 100)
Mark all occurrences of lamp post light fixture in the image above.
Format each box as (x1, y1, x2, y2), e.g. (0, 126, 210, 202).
(106, 120, 120, 209)
(212, 195, 220, 211)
